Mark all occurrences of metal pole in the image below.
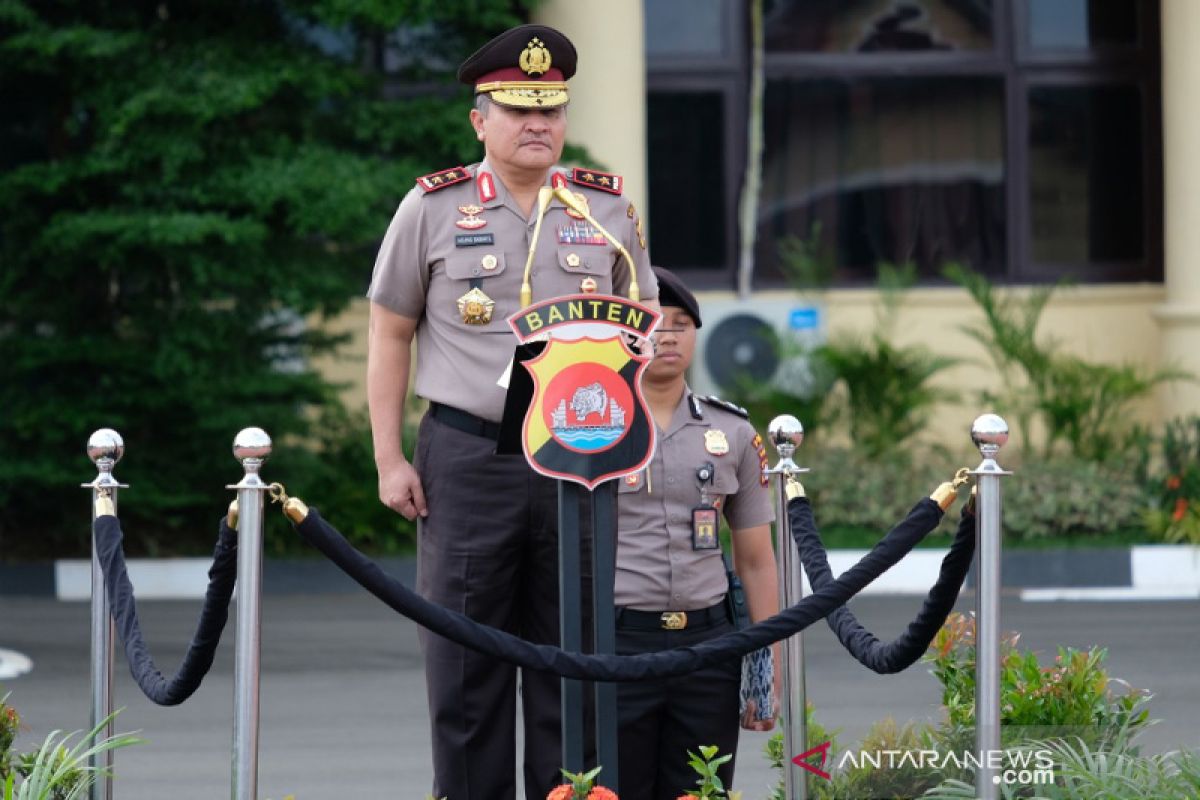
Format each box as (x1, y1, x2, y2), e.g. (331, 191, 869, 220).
(83, 429, 127, 800)
(766, 415, 808, 800)
(558, 480, 584, 773)
(227, 427, 272, 800)
(591, 481, 618, 786)
(970, 414, 1010, 800)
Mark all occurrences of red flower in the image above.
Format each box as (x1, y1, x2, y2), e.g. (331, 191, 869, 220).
(547, 785, 574, 800)
(1173, 497, 1189, 522)
(1166, 475, 1182, 490)
(588, 787, 619, 800)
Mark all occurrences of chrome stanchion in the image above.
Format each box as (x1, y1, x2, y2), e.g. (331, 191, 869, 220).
(227, 428, 271, 800)
(970, 414, 1010, 799)
(766, 415, 808, 800)
(83, 429, 126, 800)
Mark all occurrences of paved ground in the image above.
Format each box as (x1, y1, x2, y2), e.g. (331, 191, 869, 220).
(1, 593, 1196, 799)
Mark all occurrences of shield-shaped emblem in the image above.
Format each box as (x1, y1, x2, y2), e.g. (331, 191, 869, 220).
(508, 295, 660, 489)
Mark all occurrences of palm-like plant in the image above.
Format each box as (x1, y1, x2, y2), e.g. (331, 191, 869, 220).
(3, 712, 142, 800)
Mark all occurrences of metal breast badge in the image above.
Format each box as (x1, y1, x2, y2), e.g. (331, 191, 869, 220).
(457, 287, 495, 325)
(704, 429, 729, 456)
(456, 205, 487, 230)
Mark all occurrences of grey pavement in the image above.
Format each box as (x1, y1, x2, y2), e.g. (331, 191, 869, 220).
(1, 593, 1197, 799)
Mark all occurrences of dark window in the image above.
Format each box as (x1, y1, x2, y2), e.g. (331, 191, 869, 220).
(1028, 84, 1144, 264)
(758, 77, 1006, 283)
(647, 91, 728, 270)
(1026, 0, 1139, 51)
(644, 0, 727, 57)
(765, 0, 996, 53)
(643, 0, 1160, 287)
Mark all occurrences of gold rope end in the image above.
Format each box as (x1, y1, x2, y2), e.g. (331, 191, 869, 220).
(283, 497, 309, 524)
(95, 492, 115, 518)
(785, 476, 806, 501)
(226, 499, 239, 529)
(930, 482, 957, 511)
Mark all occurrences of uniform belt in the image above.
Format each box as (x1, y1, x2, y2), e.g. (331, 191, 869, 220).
(429, 403, 502, 441)
(615, 602, 728, 631)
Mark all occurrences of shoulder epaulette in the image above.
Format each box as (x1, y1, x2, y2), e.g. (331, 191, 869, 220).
(569, 167, 623, 195)
(416, 166, 471, 194)
(698, 395, 749, 419)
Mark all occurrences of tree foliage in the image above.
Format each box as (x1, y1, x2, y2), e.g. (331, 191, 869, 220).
(0, 0, 534, 557)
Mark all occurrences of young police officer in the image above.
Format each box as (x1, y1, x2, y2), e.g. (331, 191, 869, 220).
(614, 267, 779, 799)
(365, 23, 659, 800)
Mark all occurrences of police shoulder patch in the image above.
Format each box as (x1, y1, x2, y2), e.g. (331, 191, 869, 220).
(570, 167, 623, 195)
(416, 166, 472, 194)
(698, 395, 749, 419)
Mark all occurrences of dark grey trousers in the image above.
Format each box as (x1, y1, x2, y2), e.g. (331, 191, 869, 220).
(415, 412, 594, 800)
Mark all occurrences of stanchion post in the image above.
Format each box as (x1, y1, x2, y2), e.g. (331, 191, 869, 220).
(83, 429, 127, 800)
(558, 481, 585, 773)
(970, 414, 1010, 799)
(766, 415, 809, 800)
(227, 427, 272, 800)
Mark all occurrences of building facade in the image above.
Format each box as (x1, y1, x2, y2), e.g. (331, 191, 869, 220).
(325, 0, 1200, 432)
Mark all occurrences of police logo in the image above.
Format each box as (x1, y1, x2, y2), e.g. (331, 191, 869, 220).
(509, 294, 661, 489)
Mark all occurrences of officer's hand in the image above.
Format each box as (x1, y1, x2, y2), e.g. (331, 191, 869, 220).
(740, 699, 776, 732)
(378, 460, 428, 521)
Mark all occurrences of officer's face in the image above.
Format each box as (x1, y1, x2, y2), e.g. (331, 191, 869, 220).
(471, 102, 567, 173)
(647, 307, 697, 382)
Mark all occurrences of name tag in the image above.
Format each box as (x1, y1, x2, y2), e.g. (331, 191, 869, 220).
(456, 233, 495, 248)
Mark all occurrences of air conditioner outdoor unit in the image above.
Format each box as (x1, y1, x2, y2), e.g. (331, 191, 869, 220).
(688, 294, 827, 399)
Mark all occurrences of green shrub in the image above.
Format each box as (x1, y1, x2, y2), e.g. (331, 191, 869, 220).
(1137, 416, 1200, 545)
(0, 697, 141, 800)
(266, 403, 420, 557)
(1002, 458, 1148, 542)
(945, 264, 1188, 463)
(927, 613, 1150, 750)
(925, 738, 1200, 800)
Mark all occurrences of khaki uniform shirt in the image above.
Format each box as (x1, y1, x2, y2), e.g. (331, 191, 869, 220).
(615, 390, 775, 611)
(367, 160, 657, 422)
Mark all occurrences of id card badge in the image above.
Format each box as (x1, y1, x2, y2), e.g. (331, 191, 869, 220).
(692, 506, 720, 550)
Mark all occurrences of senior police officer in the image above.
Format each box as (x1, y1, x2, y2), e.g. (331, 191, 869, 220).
(365, 23, 658, 800)
(614, 267, 779, 799)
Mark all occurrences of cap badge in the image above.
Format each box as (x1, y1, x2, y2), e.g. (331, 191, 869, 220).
(457, 287, 495, 325)
(519, 37, 553, 77)
(704, 429, 729, 456)
(456, 205, 487, 230)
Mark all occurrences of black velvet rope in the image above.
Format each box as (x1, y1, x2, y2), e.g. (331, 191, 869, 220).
(93, 514, 239, 705)
(790, 497, 976, 674)
(292, 498, 943, 682)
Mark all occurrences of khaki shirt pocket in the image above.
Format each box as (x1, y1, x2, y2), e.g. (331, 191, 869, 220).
(711, 465, 739, 507)
(617, 471, 645, 494)
(445, 251, 509, 281)
(556, 248, 606, 275)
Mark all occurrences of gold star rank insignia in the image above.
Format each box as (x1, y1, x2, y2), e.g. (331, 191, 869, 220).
(570, 167, 623, 195)
(417, 166, 471, 193)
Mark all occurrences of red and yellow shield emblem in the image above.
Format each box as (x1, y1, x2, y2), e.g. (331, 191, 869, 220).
(509, 295, 660, 489)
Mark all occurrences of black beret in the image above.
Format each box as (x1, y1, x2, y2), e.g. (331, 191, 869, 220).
(652, 266, 702, 329)
(457, 24, 577, 108)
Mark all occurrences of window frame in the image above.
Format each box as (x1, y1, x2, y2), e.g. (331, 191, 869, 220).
(642, 0, 1161, 287)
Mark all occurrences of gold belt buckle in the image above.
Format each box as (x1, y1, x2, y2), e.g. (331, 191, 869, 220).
(661, 611, 687, 630)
